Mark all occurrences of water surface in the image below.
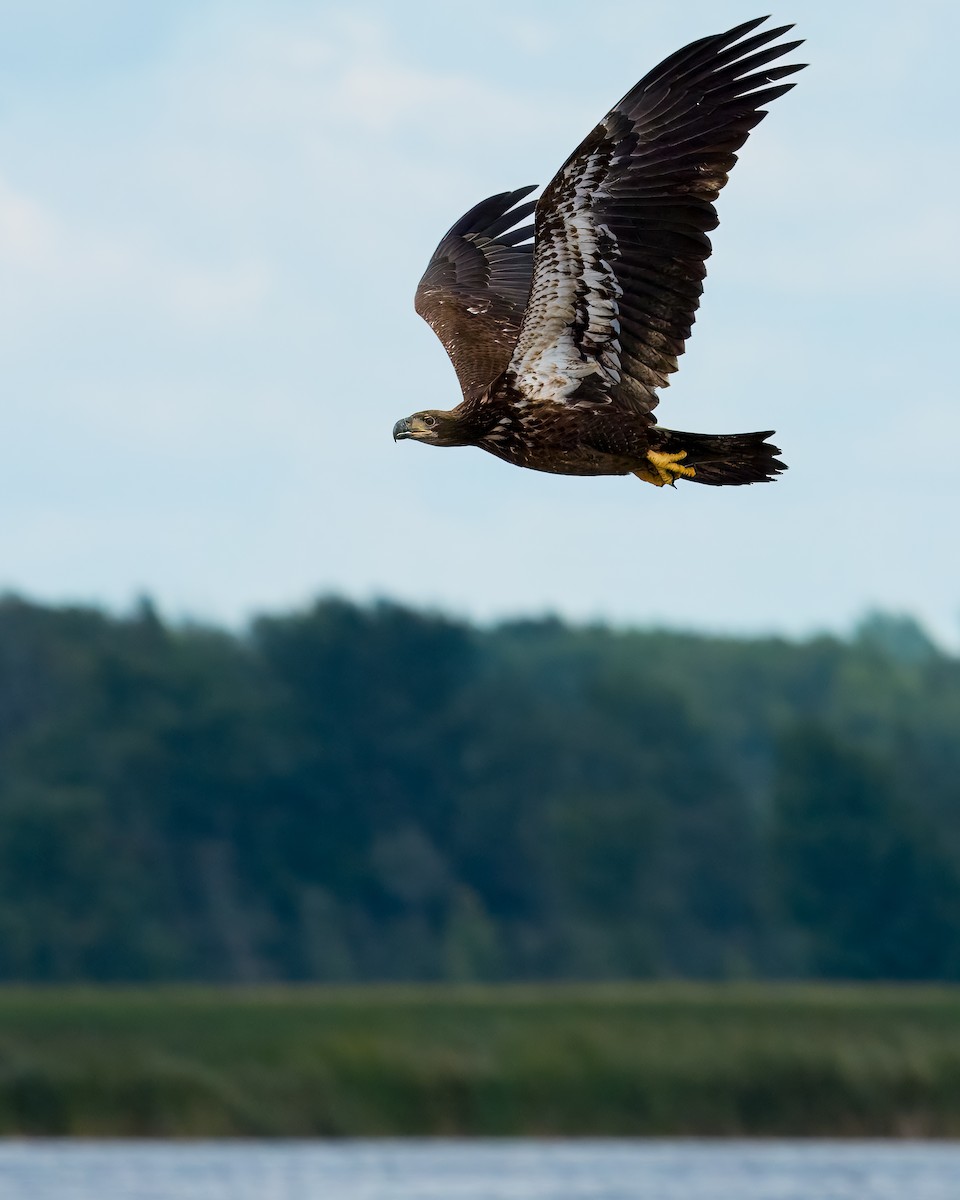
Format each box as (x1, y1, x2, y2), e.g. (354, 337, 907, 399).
(1, 1139, 958, 1199)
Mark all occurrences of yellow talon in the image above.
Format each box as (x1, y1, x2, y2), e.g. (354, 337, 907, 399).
(634, 449, 697, 487)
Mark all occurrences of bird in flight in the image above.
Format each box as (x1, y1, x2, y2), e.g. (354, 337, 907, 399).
(394, 16, 804, 488)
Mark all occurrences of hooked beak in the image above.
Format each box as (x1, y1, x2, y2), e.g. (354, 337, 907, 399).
(393, 418, 411, 442)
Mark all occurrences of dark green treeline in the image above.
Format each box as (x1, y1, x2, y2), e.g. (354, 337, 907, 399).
(0, 595, 958, 984)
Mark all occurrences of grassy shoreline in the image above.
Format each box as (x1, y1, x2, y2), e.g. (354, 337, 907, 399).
(1, 984, 959, 1137)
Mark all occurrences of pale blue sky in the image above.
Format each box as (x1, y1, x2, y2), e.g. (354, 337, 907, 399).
(0, 1, 957, 642)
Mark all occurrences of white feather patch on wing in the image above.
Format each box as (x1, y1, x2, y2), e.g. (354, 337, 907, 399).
(505, 150, 622, 405)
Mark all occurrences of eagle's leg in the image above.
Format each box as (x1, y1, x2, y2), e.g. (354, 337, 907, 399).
(633, 449, 697, 487)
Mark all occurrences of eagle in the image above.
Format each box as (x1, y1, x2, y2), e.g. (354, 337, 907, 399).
(393, 16, 804, 488)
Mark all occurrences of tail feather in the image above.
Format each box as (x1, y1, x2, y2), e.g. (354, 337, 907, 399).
(651, 427, 786, 486)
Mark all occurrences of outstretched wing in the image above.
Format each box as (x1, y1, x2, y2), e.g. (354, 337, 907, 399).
(416, 187, 538, 401)
(502, 16, 805, 421)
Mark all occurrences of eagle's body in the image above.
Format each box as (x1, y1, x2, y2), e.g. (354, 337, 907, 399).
(394, 17, 805, 488)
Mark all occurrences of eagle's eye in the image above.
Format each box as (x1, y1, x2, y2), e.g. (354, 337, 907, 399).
(422, 415, 437, 428)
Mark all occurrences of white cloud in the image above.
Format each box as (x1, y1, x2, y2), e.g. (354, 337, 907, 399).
(0, 173, 273, 337)
(0, 177, 58, 268)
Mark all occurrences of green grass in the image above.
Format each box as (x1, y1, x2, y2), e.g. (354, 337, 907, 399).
(1, 984, 960, 1136)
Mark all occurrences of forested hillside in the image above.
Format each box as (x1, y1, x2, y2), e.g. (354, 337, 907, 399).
(0, 595, 957, 983)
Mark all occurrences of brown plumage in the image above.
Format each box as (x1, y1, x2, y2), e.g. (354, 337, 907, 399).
(394, 16, 805, 489)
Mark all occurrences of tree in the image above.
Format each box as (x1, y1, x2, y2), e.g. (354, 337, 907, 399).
(772, 726, 960, 979)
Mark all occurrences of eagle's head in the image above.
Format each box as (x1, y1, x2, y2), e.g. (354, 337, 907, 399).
(392, 410, 472, 447)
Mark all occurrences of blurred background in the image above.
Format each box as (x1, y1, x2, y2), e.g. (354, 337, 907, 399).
(0, 0, 957, 641)
(0, 0, 956, 988)
(0, 0, 959, 1155)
